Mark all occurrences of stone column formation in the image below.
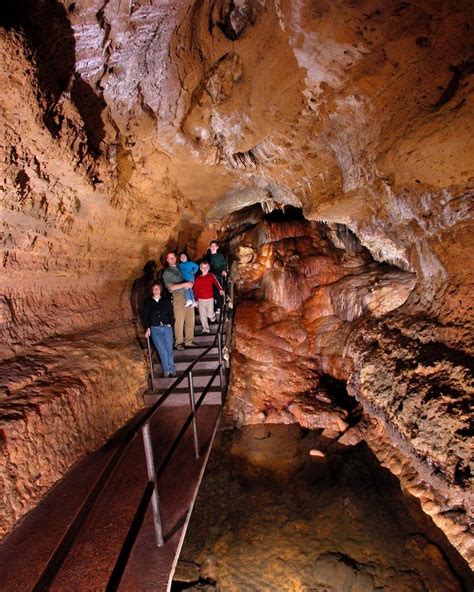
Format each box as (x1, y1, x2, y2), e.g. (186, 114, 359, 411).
(0, 0, 472, 566)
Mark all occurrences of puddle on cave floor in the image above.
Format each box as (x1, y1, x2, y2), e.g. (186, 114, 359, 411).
(173, 425, 473, 592)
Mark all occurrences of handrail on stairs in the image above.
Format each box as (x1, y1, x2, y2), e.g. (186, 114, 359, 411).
(32, 279, 234, 592)
(106, 279, 233, 589)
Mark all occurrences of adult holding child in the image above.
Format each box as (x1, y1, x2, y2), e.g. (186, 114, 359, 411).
(163, 251, 196, 350)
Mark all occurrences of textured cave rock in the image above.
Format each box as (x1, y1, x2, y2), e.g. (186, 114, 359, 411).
(0, 0, 472, 567)
(222, 208, 472, 567)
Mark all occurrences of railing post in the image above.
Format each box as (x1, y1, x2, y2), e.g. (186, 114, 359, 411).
(187, 370, 200, 459)
(217, 331, 225, 405)
(141, 423, 164, 547)
(146, 336, 156, 392)
(228, 277, 234, 309)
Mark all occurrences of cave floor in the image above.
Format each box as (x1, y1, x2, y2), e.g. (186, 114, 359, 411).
(174, 425, 474, 592)
(0, 403, 221, 591)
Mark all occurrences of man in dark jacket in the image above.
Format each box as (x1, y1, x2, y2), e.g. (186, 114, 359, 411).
(130, 260, 158, 327)
(205, 241, 227, 311)
(142, 282, 176, 377)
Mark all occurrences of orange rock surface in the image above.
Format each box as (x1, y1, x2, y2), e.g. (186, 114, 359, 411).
(0, 0, 472, 565)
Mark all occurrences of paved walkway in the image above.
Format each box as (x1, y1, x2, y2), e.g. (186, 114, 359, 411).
(0, 319, 226, 591)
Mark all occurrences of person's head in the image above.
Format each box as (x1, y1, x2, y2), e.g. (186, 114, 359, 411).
(179, 252, 188, 263)
(151, 282, 161, 298)
(209, 241, 219, 254)
(143, 260, 157, 275)
(166, 251, 177, 267)
(200, 261, 210, 275)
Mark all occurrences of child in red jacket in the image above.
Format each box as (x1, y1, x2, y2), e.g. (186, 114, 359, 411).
(193, 261, 224, 333)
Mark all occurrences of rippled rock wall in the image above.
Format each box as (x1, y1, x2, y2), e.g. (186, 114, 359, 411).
(0, 0, 472, 559)
(0, 12, 189, 537)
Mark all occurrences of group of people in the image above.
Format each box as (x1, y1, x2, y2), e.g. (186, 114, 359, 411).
(132, 241, 227, 378)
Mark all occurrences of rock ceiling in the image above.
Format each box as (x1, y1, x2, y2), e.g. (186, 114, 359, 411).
(0, 0, 473, 565)
(5, 0, 473, 255)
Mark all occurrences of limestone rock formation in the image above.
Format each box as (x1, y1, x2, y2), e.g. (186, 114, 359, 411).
(223, 210, 472, 565)
(0, 0, 472, 569)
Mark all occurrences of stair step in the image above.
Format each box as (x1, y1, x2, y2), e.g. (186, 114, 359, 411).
(154, 355, 220, 373)
(154, 371, 221, 389)
(174, 346, 218, 359)
(175, 358, 219, 371)
(164, 385, 223, 394)
(143, 389, 222, 407)
(192, 334, 218, 345)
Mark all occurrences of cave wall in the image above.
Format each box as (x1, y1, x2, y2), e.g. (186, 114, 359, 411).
(224, 212, 472, 566)
(0, 0, 472, 560)
(0, 20, 191, 537)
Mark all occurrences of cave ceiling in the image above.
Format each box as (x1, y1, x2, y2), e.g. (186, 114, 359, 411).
(11, 0, 472, 235)
(1, 0, 474, 561)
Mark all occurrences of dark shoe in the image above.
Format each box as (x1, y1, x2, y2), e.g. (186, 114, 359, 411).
(175, 344, 184, 351)
(169, 371, 177, 377)
(185, 342, 198, 348)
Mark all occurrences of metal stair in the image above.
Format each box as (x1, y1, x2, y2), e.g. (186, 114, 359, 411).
(144, 315, 229, 407)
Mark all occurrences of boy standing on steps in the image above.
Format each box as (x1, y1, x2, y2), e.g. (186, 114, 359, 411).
(193, 261, 224, 334)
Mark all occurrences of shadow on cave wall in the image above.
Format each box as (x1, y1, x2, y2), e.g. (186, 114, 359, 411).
(1, 0, 105, 156)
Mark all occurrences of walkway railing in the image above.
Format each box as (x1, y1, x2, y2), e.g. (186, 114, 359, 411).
(33, 282, 233, 592)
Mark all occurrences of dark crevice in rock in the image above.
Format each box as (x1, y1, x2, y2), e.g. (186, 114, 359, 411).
(2, 0, 105, 155)
(263, 205, 306, 223)
(318, 374, 359, 418)
(211, 0, 260, 41)
(71, 75, 106, 157)
(432, 60, 474, 110)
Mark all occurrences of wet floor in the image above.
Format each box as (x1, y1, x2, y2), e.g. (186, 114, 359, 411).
(174, 424, 473, 592)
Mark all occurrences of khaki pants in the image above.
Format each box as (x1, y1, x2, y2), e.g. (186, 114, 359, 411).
(198, 298, 215, 332)
(173, 291, 195, 346)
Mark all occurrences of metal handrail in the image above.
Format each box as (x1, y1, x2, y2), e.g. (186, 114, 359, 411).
(33, 279, 232, 591)
(105, 366, 222, 591)
(137, 287, 230, 546)
(139, 298, 227, 429)
(105, 288, 231, 589)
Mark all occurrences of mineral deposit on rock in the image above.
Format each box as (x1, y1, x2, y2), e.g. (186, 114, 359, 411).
(0, 0, 472, 568)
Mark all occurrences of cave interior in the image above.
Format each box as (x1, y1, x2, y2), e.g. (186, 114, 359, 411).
(0, 0, 473, 589)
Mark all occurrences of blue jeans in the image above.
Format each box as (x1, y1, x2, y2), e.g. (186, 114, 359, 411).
(184, 287, 195, 303)
(150, 325, 175, 374)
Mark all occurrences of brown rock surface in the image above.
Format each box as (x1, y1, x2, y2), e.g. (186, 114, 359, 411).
(0, 0, 472, 566)
(177, 429, 474, 591)
(224, 211, 472, 565)
(227, 217, 415, 425)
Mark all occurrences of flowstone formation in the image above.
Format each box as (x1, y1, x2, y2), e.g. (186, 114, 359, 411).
(222, 206, 473, 567)
(227, 210, 416, 425)
(0, 0, 472, 563)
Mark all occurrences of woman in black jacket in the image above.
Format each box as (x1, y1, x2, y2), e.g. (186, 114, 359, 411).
(143, 282, 176, 377)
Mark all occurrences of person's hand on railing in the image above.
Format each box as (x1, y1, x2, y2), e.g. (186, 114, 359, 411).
(219, 289, 224, 296)
(222, 270, 227, 278)
(145, 328, 151, 338)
